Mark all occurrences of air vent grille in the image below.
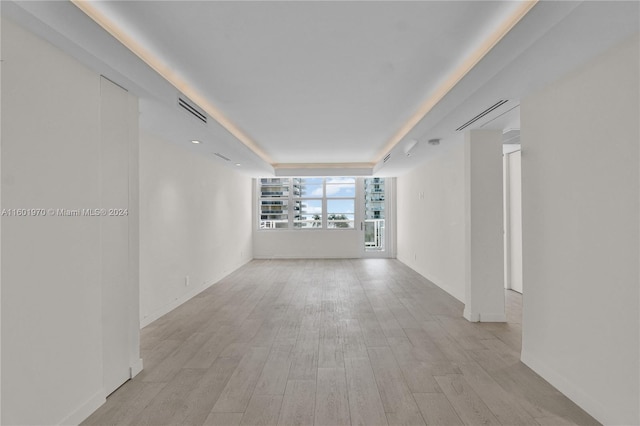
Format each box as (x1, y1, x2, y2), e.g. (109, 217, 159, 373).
(383, 153, 392, 163)
(214, 153, 231, 162)
(456, 100, 508, 131)
(178, 97, 207, 124)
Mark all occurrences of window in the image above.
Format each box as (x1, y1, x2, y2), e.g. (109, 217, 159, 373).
(259, 178, 290, 229)
(326, 177, 355, 228)
(293, 178, 323, 228)
(258, 177, 355, 230)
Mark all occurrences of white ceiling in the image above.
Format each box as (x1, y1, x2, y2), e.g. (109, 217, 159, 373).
(88, 0, 524, 164)
(4, 1, 639, 176)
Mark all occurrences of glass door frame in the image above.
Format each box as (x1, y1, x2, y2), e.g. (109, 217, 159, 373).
(357, 177, 395, 258)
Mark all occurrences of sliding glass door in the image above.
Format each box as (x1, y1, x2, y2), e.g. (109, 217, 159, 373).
(361, 177, 391, 258)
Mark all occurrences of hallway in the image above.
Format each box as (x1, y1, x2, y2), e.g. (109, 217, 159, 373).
(83, 259, 598, 426)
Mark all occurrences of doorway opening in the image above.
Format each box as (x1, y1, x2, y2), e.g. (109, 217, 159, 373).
(503, 146, 523, 294)
(364, 177, 386, 253)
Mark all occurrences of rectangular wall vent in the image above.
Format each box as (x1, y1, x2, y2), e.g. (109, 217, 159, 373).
(383, 153, 392, 163)
(456, 100, 508, 131)
(214, 152, 231, 161)
(178, 96, 207, 124)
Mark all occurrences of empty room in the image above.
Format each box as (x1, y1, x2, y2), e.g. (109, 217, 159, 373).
(1, 1, 638, 425)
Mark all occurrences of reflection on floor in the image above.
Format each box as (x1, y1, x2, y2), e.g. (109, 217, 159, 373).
(83, 259, 599, 426)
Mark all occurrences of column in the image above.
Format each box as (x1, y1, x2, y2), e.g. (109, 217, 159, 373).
(464, 129, 506, 322)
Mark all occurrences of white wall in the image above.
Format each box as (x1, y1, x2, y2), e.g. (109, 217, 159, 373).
(254, 230, 362, 259)
(139, 130, 253, 327)
(464, 129, 505, 323)
(100, 76, 142, 394)
(0, 7, 4, 424)
(1, 17, 139, 425)
(521, 34, 639, 426)
(396, 143, 466, 302)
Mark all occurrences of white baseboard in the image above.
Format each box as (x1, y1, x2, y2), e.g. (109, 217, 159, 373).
(479, 312, 507, 322)
(396, 257, 465, 303)
(521, 349, 619, 426)
(140, 287, 200, 328)
(463, 308, 506, 323)
(253, 255, 359, 259)
(463, 307, 478, 322)
(57, 389, 105, 426)
(130, 358, 144, 378)
(140, 258, 252, 328)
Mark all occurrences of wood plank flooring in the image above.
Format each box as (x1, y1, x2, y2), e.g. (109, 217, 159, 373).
(83, 259, 599, 426)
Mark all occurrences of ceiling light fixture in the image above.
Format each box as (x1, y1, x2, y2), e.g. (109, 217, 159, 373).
(191, 140, 201, 144)
(404, 139, 418, 157)
(71, 0, 273, 165)
(376, 0, 538, 163)
(72, 0, 536, 169)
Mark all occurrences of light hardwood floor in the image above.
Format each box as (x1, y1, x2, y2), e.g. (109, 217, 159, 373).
(83, 259, 599, 426)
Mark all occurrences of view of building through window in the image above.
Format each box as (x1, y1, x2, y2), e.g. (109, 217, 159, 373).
(258, 177, 385, 247)
(325, 177, 356, 229)
(258, 178, 290, 229)
(293, 177, 324, 228)
(259, 177, 356, 230)
(364, 178, 385, 250)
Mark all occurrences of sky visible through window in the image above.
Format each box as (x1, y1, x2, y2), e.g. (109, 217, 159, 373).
(259, 177, 356, 229)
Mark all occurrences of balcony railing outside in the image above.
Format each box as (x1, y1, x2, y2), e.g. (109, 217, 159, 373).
(260, 220, 288, 229)
(364, 219, 385, 250)
(260, 218, 382, 241)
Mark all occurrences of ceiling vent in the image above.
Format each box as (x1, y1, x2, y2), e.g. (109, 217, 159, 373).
(456, 100, 508, 131)
(178, 96, 207, 124)
(383, 153, 392, 163)
(214, 152, 231, 161)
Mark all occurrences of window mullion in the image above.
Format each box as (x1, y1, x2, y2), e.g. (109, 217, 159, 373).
(288, 179, 294, 229)
(322, 178, 327, 229)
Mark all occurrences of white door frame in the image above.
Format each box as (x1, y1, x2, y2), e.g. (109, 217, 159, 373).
(360, 177, 395, 259)
(503, 150, 523, 293)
